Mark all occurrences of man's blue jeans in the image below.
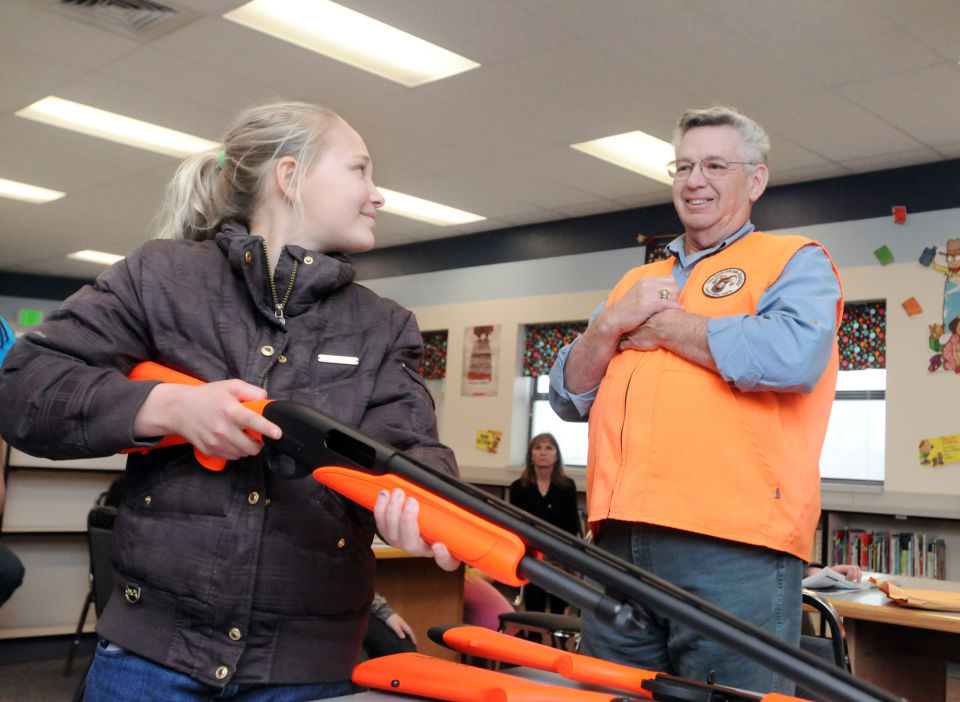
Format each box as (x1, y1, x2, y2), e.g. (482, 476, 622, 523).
(581, 521, 803, 695)
(84, 640, 354, 701)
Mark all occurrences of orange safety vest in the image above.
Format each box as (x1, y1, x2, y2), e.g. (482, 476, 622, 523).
(587, 232, 843, 560)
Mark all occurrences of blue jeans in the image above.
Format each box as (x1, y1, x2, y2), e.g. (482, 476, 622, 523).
(85, 640, 354, 701)
(581, 521, 802, 695)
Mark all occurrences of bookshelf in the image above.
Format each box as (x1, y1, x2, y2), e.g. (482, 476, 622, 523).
(820, 509, 960, 581)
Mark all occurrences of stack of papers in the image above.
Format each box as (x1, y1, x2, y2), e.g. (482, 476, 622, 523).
(802, 568, 876, 590)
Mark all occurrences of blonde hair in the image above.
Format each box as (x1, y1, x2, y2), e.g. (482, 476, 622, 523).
(154, 101, 343, 241)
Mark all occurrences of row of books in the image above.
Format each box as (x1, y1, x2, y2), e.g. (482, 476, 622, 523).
(826, 528, 946, 579)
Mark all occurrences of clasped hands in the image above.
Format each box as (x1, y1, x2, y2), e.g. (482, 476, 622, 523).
(607, 275, 684, 351)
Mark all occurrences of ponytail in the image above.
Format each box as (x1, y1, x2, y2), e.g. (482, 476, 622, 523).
(153, 102, 342, 241)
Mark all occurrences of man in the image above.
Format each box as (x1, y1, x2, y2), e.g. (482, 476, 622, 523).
(549, 106, 842, 694)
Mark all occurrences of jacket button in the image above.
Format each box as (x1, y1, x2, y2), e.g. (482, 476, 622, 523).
(264, 498, 271, 506)
(278, 354, 287, 363)
(124, 585, 141, 603)
(144, 495, 151, 505)
(337, 537, 346, 549)
(260, 345, 274, 357)
(215, 665, 229, 680)
(244, 251, 252, 263)
(228, 627, 242, 641)
(304, 255, 314, 264)
(248, 492, 260, 505)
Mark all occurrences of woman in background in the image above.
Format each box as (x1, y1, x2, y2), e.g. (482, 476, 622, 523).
(508, 433, 580, 613)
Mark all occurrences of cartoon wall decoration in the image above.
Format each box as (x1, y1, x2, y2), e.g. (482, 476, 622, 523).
(917, 434, 960, 467)
(920, 239, 960, 372)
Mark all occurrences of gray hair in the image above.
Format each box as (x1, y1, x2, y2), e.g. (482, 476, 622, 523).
(672, 106, 770, 167)
(154, 101, 343, 241)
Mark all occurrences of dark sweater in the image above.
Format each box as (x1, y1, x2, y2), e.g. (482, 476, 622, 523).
(0, 224, 456, 686)
(508, 477, 580, 536)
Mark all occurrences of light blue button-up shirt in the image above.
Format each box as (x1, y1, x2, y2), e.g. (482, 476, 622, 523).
(549, 222, 841, 421)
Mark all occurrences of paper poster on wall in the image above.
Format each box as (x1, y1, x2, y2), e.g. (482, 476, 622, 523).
(918, 433, 960, 467)
(921, 239, 960, 373)
(475, 429, 503, 453)
(461, 325, 500, 396)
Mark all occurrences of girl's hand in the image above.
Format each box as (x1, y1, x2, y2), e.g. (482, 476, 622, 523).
(134, 380, 282, 460)
(374, 488, 460, 572)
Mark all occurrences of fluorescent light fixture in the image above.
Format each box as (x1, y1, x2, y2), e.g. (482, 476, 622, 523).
(0, 177, 65, 204)
(68, 250, 124, 266)
(224, 0, 480, 87)
(378, 188, 486, 226)
(16, 97, 219, 157)
(571, 130, 675, 185)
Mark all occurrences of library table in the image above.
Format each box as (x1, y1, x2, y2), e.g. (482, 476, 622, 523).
(823, 576, 960, 701)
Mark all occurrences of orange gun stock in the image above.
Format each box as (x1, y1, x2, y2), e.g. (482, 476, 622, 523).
(352, 652, 631, 702)
(124, 361, 271, 471)
(430, 626, 817, 702)
(314, 466, 528, 587)
(432, 625, 655, 699)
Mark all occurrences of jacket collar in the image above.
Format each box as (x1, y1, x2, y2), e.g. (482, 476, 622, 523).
(216, 222, 357, 321)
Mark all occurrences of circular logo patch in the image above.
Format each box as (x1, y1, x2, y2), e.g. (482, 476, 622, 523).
(702, 268, 746, 298)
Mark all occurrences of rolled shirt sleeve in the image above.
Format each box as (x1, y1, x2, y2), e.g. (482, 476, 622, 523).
(707, 245, 841, 392)
(548, 300, 606, 421)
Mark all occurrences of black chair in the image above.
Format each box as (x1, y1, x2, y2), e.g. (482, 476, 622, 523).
(64, 502, 117, 698)
(497, 610, 581, 651)
(796, 589, 851, 701)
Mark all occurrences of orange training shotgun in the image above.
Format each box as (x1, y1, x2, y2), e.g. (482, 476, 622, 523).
(429, 624, 655, 699)
(124, 361, 528, 585)
(427, 625, 821, 702)
(351, 652, 637, 702)
(123, 363, 901, 702)
(353, 651, 808, 702)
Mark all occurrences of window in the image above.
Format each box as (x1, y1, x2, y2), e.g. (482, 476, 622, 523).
(820, 300, 886, 482)
(820, 368, 885, 482)
(529, 374, 589, 466)
(420, 330, 448, 437)
(524, 322, 589, 466)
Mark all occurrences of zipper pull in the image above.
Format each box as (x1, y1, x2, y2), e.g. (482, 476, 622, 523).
(274, 305, 286, 326)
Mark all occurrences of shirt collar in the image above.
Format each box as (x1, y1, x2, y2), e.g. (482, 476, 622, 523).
(666, 220, 755, 269)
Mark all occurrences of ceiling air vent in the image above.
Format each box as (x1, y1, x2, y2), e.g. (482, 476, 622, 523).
(52, 0, 201, 40)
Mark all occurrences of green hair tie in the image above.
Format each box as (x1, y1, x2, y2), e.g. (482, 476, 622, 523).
(217, 149, 225, 169)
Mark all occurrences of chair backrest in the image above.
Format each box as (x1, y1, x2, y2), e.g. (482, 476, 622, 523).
(796, 590, 851, 702)
(800, 589, 850, 671)
(86, 505, 117, 617)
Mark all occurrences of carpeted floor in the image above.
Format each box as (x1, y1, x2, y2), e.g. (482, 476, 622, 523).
(0, 656, 90, 702)
(0, 634, 92, 702)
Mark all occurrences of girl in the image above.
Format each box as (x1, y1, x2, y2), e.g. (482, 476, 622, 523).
(0, 101, 457, 700)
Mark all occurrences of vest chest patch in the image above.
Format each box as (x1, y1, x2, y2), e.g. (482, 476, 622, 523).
(702, 268, 746, 298)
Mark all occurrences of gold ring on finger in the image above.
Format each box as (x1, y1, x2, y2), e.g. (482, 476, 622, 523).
(658, 289, 670, 299)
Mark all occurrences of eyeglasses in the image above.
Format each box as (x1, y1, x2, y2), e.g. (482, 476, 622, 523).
(666, 158, 753, 180)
